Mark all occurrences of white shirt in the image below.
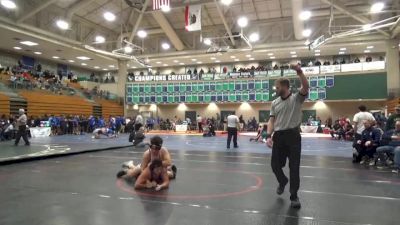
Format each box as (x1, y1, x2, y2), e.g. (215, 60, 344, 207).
(196, 116, 202, 123)
(227, 115, 239, 128)
(135, 115, 143, 124)
(353, 111, 375, 134)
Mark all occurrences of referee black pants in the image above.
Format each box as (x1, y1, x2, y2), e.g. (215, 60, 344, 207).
(227, 127, 238, 148)
(271, 128, 301, 199)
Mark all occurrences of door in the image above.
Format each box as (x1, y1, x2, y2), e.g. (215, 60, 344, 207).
(302, 110, 316, 123)
(221, 110, 235, 122)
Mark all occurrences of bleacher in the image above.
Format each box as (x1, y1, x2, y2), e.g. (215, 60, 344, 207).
(387, 98, 400, 114)
(19, 91, 94, 117)
(0, 93, 10, 115)
(96, 99, 124, 119)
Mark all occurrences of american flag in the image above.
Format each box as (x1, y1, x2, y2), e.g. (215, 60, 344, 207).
(153, 0, 170, 10)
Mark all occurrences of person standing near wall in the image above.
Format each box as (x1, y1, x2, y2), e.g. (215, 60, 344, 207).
(197, 115, 203, 133)
(14, 109, 30, 146)
(266, 64, 309, 209)
(227, 113, 239, 149)
(135, 114, 144, 132)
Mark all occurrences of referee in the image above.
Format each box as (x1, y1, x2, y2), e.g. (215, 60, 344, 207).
(266, 65, 309, 209)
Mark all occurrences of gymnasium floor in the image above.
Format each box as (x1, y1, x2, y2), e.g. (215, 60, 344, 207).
(0, 134, 399, 225)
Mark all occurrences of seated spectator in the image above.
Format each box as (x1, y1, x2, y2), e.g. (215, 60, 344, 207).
(134, 159, 169, 191)
(133, 127, 146, 147)
(354, 57, 361, 63)
(273, 64, 279, 70)
(314, 60, 321, 66)
(330, 120, 343, 139)
(323, 61, 330, 66)
(343, 122, 354, 141)
(353, 120, 381, 165)
(366, 55, 372, 62)
(375, 121, 400, 170)
(1, 119, 14, 141)
(187, 69, 192, 75)
(340, 58, 346, 64)
(333, 60, 339, 65)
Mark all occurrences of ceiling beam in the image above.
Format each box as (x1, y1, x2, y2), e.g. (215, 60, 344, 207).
(151, 11, 185, 51)
(129, 0, 151, 42)
(17, 0, 58, 23)
(320, 0, 391, 37)
(214, 0, 235, 46)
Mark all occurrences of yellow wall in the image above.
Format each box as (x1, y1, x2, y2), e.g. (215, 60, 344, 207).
(127, 100, 385, 122)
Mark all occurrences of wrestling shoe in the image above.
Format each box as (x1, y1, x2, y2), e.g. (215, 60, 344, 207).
(171, 165, 177, 179)
(276, 181, 288, 195)
(290, 197, 302, 209)
(116, 169, 128, 178)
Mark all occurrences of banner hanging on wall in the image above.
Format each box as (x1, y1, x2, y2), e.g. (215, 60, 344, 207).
(185, 5, 202, 31)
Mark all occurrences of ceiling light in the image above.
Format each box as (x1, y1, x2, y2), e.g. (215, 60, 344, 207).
(304, 39, 310, 45)
(315, 53, 320, 56)
(124, 46, 133, 53)
(364, 49, 371, 53)
(163, 64, 168, 66)
(1, 0, 16, 9)
(249, 58, 255, 60)
(367, 46, 374, 49)
(270, 56, 275, 59)
(20, 41, 38, 46)
(302, 29, 312, 37)
(68, 60, 74, 63)
(363, 24, 372, 31)
(76, 56, 91, 60)
(267, 53, 274, 56)
(291, 55, 297, 58)
(103, 68, 108, 71)
(203, 38, 212, 46)
(161, 5, 170, 12)
(94, 66, 100, 69)
(339, 51, 345, 55)
(13, 46, 21, 50)
(339, 47, 346, 51)
(109, 65, 115, 68)
(299, 10, 312, 20)
(314, 49, 321, 53)
(210, 57, 216, 60)
(52, 56, 59, 59)
(137, 30, 147, 38)
(290, 51, 296, 54)
(161, 43, 170, 50)
(103, 12, 116, 21)
(131, 66, 137, 69)
(230, 56, 236, 58)
(215, 60, 221, 63)
(156, 61, 162, 64)
(179, 62, 185, 65)
(56, 19, 69, 30)
(34, 51, 42, 55)
(249, 32, 260, 42)
(237, 16, 248, 28)
(95, 35, 105, 43)
(81, 63, 87, 66)
(221, 0, 232, 6)
(197, 61, 203, 64)
(246, 54, 251, 58)
(191, 59, 197, 61)
(173, 60, 179, 63)
(234, 59, 240, 61)
(370, 2, 384, 13)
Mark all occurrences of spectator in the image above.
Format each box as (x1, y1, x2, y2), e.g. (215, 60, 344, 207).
(353, 120, 381, 164)
(375, 121, 400, 169)
(340, 58, 346, 64)
(353, 105, 375, 144)
(197, 115, 203, 133)
(323, 61, 330, 66)
(366, 55, 372, 62)
(343, 122, 354, 141)
(354, 57, 360, 63)
(333, 60, 339, 65)
(325, 117, 333, 129)
(330, 120, 343, 139)
(386, 106, 400, 131)
(187, 69, 192, 75)
(239, 115, 245, 131)
(314, 60, 321, 66)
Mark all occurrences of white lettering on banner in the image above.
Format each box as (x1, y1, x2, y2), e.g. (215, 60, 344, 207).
(303, 66, 320, 75)
(175, 125, 188, 132)
(320, 65, 341, 74)
(30, 127, 51, 138)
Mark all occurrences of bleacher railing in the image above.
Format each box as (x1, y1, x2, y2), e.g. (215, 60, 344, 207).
(129, 61, 386, 82)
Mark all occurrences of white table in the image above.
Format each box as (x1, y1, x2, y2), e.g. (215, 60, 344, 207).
(300, 125, 318, 133)
(175, 125, 188, 132)
(30, 127, 51, 138)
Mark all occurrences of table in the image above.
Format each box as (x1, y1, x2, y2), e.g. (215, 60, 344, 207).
(175, 125, 188, 132)
(300, 125, 318, 133)
(30, 127, 51, 138)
